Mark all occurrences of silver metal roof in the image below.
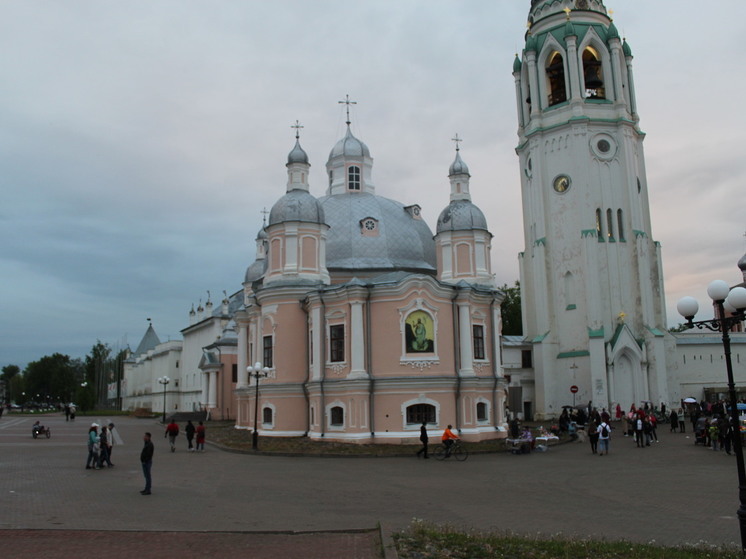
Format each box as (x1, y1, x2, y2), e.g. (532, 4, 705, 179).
(436, 200, 489, 234)
(319, 192, 436, 273)
(449, 152, 470, 176)
(244, 258, 267, 284)
(328, 127, 370, 159)
(269, 189, 325, 226)
(287, 139, 309, 165)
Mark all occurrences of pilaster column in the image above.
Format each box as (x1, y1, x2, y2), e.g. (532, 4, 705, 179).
(349, 300, 366, 378)
(458, 301, 475, 376)
(208, 371, 217, 408)
(201, 373, 209, 409)
(236, 318, 249, 388)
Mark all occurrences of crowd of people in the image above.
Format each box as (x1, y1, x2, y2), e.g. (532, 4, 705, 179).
(85, 422, 117, 470)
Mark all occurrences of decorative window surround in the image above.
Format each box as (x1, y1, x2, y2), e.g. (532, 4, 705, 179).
(327, 362, 348, 376)
(400, 359, 440, 371)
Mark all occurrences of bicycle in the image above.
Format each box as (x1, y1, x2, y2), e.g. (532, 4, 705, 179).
(434, 440, 468, 461)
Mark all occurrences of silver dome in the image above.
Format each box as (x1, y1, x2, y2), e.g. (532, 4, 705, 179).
(269, 189, 325, 226)
(436, 200, 489, 233)
(739, 252, 746, 272)
(244, 258, 267, 284)
(287, 139, 309, 165)
(319, 192, 436, 273)
(329, 127, 370, 159)
(449, 152, 470, 176)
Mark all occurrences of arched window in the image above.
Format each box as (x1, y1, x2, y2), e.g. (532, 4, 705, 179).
(330, 406, 344, 426)
(595, 209, 604, 241)
(617, 209, 625, 241)
(262, 407, 273, 425)
(546, 51, 567, 106)
(582, 47, 605, 99)
(606, 208, 614, 240)
(406, 403, 436, 425)
(476, 402, 488, 422)
(347, 166, 361, 190)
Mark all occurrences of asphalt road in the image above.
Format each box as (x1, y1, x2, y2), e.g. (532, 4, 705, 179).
(0, 413, 741, 555)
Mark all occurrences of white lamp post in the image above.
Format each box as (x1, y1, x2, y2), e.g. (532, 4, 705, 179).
(157, 376, 170, 423)
(246, 362, 270, 450)
(677, 281, 746, 549)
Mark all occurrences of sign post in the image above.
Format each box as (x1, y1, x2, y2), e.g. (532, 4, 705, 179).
(570, 385, 579, 407)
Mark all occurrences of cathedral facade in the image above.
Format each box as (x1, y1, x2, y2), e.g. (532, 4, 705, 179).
(227, 120, 506, 442)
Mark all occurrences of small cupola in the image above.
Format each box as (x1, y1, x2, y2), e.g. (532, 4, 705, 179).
(286, 120, 311, 192)
(326, 95, 375, 196)
(447, 134, 471, 202)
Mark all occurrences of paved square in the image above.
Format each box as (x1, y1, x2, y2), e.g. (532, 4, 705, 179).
(0, 414, 741, 555)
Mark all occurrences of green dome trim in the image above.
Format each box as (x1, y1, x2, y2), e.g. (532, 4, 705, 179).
(607, 21, 620, 40)
(513, 54, 523, 73)
(531, 23, 608, 54)
(622, 39, 632, 57)
(564, 20, 576, 38)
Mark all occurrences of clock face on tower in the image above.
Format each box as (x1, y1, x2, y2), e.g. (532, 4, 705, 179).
(552, 174, 571, 193)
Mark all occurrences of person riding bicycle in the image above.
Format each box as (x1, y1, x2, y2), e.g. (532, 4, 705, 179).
(32, 420, 45, 434)
(441, 424, 459, 457)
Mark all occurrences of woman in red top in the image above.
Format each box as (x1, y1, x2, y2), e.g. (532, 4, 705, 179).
(195, 421, 206, 452)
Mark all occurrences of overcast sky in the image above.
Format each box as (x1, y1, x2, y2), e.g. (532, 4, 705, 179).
(2, 1, 745, 370)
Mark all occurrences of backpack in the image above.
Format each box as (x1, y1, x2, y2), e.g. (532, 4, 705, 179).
(601, 423, 609, 437)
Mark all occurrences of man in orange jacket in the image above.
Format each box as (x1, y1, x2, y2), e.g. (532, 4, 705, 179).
(442, 424, 459, 456)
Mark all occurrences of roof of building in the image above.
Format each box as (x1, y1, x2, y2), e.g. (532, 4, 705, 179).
(319, 192, 436, 274)
(133, 324, 160, 357)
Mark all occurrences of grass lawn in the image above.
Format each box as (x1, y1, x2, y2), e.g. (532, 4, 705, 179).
(393, 520, 742, 558)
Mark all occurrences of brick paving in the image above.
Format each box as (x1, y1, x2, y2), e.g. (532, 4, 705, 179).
(0, 413, 742, 556)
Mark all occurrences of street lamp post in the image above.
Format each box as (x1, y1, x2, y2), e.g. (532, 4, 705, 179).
(158, 376, 170, 424)
(246, 362, 270, 450)
(678, 280, 746, 550)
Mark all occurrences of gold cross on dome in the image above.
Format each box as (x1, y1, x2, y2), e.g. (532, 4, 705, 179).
(260, 207, 269, 225)
(563, 7, 571, 19)
(291, 120, 303, 139)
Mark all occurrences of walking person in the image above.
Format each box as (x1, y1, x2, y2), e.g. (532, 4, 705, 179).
(670, 409, 678, 433)
(416, 421, 429, 459)
(98, 425, 113, 468)
(165, 418, 179, 452)
(185, 420, 196, 452)
(678, 408, 686, 433)
(140, 432, 154, 495)
(107, 423, 117, 461)
(597, 419, 611, 456)
(588, 415, 599, 454)
(648, 413, 659, 442)
(86, 424, 100, 469)
(634, 416, 645, 448)
(195, 421, 206, 452)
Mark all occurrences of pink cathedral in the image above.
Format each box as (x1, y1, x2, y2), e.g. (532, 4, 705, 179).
(230, 119, 507, 443)
(125, 115, 508, 444)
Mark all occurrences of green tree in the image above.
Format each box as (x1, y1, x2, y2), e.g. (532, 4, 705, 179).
(85, 341, 111, 407)
(23, 353, 77, 404)
(668, 323, 690, 333)
(9, 374, 25, 404)
(2, 364, 21, 403)
(499, 281, 523, 336)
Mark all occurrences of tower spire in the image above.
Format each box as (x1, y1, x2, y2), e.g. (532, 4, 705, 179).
(291, 119, 303, 140)
(338, 94, 357, 126)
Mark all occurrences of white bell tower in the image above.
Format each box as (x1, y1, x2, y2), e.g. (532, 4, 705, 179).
(514, 0, 670, 419)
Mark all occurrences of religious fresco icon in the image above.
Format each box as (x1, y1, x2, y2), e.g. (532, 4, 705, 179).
(405, 310, 434, 353)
